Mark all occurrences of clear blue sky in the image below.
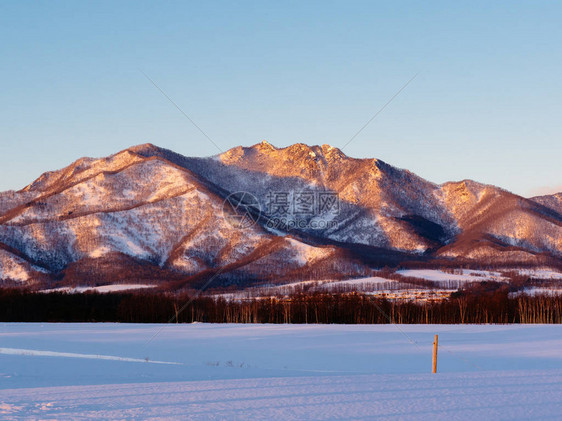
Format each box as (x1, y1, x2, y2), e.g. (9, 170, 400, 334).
(1, 1, 561, 196)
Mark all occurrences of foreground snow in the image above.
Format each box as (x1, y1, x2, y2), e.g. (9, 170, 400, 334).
(2, 370, 561, 420)
(1, 324, 562, 419)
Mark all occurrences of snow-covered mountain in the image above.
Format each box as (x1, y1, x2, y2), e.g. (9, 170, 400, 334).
(0, 142, 560, 288)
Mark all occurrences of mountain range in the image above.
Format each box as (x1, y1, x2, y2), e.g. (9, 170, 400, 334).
(0, 142, 560, 290)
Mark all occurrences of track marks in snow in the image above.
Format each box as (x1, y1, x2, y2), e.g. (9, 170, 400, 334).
(0, 347, 180, 365)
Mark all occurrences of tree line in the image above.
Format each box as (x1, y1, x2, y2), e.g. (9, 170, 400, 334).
(1, 288, 561, 324)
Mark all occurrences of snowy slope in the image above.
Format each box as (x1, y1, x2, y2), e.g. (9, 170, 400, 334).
(0, 247, 47, 283)
(177, 142, 457, 252)
(438, 181, 562, 262)
(531, 192, 562, 213)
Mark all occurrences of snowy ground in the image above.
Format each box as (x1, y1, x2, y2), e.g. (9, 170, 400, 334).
(1, 324, 562, 419)
(39, 284, 157, 293)
(396, 269, 505, 283)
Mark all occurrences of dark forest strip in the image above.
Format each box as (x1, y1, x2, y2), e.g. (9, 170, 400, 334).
(1, 289, 561, 324)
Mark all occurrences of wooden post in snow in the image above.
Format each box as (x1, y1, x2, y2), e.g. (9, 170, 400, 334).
(432, 334, 438, 374)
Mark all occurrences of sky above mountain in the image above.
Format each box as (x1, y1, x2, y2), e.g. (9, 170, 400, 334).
(0, 1, 561, 196)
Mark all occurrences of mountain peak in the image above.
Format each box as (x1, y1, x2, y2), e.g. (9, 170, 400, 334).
(319, 144, 347, 160)
(220, 142, 352, 166)
(277, 142, 348, 160)
(20, 145, 158, 193)
(126, 143, 163, 156)
(259, 139, 275, 148)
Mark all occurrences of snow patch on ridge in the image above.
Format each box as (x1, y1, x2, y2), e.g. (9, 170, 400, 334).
(285, 238, 331, 265)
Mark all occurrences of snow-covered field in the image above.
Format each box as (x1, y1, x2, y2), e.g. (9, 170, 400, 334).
(1, 323, 562, 420)
(40, 284, 157, 294)
(396, 269, 505, 282)
(518, 269, 562, 280)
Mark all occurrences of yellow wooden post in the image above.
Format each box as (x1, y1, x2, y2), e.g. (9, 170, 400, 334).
(432, 334, 438, 373)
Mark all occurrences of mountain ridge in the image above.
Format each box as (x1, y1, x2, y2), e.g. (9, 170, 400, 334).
(0, 142, 560, 288)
